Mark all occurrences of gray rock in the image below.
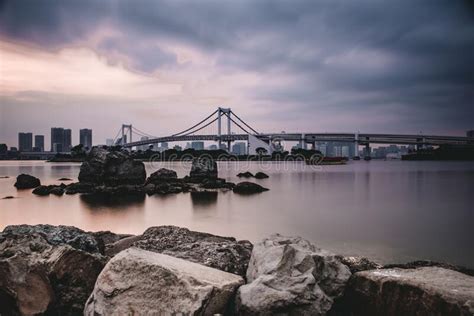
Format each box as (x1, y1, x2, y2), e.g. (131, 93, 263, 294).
(337, 267, 474, 316)
(78, 147, 146, 185)
(254, 172, 269, 179)
(338, 255, 382, 273)
(189, 157, 218, 180)
(146, 168, 178, 183)
(14, 174, 41, 189)
(65, 182, 95, 194)
(84, 248, 244, 315)
(131, 226, 253, 277)
(32, 185, 51, 196)
(0, 225, 106, 315)
(236, 234, 351, 315)
(233, 181, 269, 194)
(237, 171, 254, 178)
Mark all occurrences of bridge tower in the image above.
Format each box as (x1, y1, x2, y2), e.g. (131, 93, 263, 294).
(121, 124, 132, 145)
(217, 107, 232, 151)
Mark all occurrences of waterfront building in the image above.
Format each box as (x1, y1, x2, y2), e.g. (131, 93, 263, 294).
(34, 135, 44, 152)
(232, 142, 246, 155)
(63, 129, 72, 151)
(18, 132, 33, 152)
(191, 141, 204, 150)
(79, 129, 92, 149)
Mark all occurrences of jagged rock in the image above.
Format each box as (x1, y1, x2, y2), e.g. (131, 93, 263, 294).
(233, 181, 269, 194)
(91, 231, 134, 256)
(131, 226, 253, 276)
(189, 157, 218, 180)
(337, 267, 474, 316)
(237, 171, 254, 178)
(3, 224, 102, 254)
(338, 256, 382, 273)
(0, 225, 106, 315)
(236, 234, 351, 315)
(14, 174, 41, 189)
(50, 186, 65, 196)
(383, 260, 474, 277)
(84, 248, 244, 315)
(254, 172, 269, 179)
(146, 168, 178, 183)
(65, 182, 95, 194)
(32, 185, 51, 196)
(78, 147, 146, 186)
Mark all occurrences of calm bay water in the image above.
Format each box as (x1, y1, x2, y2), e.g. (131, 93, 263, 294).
(0, 160, 473, 267)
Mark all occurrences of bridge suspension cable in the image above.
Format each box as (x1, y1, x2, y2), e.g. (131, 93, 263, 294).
(172, 109, 219, 137)
(179, 116, 219, 136)
(229, 110, 259, 134)
(131, 126, 158, 139)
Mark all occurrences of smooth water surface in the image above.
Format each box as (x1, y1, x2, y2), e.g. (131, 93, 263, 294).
(0, 160, 473, 267)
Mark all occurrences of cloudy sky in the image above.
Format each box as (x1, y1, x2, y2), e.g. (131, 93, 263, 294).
(0, 0, 473, 147)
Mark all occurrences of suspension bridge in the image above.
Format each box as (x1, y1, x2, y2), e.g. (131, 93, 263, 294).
(111, 107, 472, 156)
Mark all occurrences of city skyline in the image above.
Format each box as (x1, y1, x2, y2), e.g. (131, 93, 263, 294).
(1, 0, 473, 147)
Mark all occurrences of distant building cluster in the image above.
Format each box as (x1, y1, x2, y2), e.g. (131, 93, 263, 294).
(16, 128, 93, 153)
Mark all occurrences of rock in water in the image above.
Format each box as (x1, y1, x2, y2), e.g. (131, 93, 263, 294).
(233, 181, 269, 194)
(189, 157, 218, 180)
(0, 225, 106, 315)
(237, 171, 254, 178)
(14, 173, 41, 189)
(236, 234, 351, 315)
(146, 168, 178, 183)
(78, 147, 146, 186)
(84, 248, 244, 315)
(337, 267, 474, 316)
(131, 226, 253, 277)
(254, 172, 269, 179)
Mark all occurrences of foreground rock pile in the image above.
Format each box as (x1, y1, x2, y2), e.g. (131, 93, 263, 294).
(1, 224, 472, 315)
(16, 146, 269, 197)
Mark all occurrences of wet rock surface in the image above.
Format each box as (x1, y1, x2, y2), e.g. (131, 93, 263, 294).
(336, 267, 474, 316)
(146, 168, 178, 183)
(85, 248, 244, 315)
(130, 226, 253, 277)
(0, 225, 107, 315)
(236, 234, 351, 315)
(14, 174, 41, 189)
(189, 157, 218, 180)
(78, 147, 146, 185)
(338, 256, 382, 273)
(233, 181, 269, 194)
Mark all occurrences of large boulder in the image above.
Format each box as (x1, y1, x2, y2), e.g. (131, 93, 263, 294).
(84, 248, 244, 315)
(236, 234, 351, 315)
(14, 174, 40, 189)
(78, 147, 146, 186)
(337, 267, 474, 316)
(130, 226, 253, 277)
(146, 168, 178, 183)
(189, 157, 218, 180)
(0, 225, 106, 315)
(233, 181, 269, 194)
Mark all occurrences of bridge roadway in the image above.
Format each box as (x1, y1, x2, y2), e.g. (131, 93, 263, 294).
(123, 133, 472, 148)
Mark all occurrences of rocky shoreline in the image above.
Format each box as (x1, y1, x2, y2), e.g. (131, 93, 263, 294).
(0, 224, 473, 315)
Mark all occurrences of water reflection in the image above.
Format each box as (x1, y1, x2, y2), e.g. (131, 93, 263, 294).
(79, 193, 146, 209)
(190, 191, 218, 208)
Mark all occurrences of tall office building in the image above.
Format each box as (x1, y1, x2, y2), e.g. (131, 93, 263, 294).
(232, 142, 246, 155)
(191, 141, 204, 150)
(18, 132, 33, 151)
(51, 127, 64, 152)
(34, 135, 44, 152)
(79, 129, 93, 149)
(51, 127, 72, 152)
(63, 129, 72, 151)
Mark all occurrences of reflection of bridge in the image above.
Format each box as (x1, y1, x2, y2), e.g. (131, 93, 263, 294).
(114, 107, 472, 156)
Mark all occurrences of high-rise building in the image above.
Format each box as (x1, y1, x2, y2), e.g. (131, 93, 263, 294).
(34, 135, 44, 152)
(63, 129, 72, 151)
(191, 141, 204, 150)
(232, 142, 246, 155)
(79, 129, 93, 149)
(18, 132, 33, 151)
(51, 127, 64, 152)
(467, 130, 474, 138)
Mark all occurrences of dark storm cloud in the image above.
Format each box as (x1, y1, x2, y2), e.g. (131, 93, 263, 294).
(1, 0, 473, 134)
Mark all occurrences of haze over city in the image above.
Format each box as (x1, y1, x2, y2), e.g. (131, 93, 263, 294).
(1, 0, 473, 147)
